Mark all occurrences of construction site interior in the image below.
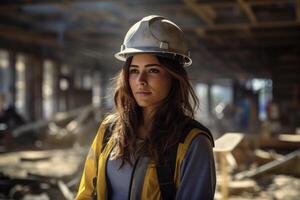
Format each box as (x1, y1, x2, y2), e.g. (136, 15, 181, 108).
(0, 0, 299, 199)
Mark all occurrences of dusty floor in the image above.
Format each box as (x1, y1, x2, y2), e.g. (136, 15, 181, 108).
(215, 175, 300, 200)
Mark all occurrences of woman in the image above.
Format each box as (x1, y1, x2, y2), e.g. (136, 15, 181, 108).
(76, 15, 216, 200)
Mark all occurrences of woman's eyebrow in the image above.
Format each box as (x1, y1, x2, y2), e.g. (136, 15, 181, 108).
(129, 64, 162, 68)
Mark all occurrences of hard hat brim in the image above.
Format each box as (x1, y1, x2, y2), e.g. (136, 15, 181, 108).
(114, 47, 192, 67)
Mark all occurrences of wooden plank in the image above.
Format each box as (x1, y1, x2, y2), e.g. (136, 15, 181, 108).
(57, 180, 74, 200)
(229, 179, 258, 195)
(278, 134, 300, 142)
(235, 148, 300, 179)
(214, 133, 244, 152)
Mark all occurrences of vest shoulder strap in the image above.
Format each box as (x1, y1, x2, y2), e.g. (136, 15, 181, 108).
(181, 119, 214, 147)
(91, 121, 115, 200)
(157, 119, 214, 200)
(101, 121, 115, 153)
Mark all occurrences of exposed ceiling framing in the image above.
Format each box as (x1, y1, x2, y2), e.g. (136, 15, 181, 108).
(0, 0, 299, 84)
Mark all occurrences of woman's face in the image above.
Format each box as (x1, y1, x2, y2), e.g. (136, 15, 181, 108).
(129, 54, 172, 111)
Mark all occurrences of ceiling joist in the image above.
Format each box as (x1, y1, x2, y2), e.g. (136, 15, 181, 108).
(237, 0, 257, 24)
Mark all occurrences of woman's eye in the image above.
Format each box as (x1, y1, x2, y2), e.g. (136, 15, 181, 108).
(149, 68, 159, 73)
(129, 69, 139, 74)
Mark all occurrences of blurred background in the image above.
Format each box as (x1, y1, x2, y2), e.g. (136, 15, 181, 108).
(0, 0, 299, 199)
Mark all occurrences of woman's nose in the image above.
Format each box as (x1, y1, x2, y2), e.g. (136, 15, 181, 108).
(137, 71, 147, 85)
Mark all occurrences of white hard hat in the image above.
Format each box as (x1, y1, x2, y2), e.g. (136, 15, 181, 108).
(115, 15, 192, 67)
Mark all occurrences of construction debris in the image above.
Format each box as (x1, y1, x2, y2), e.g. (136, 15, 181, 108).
(235, 149, 300, 180)
(213, 130, 300, 200)
(0, 148, 86, 199)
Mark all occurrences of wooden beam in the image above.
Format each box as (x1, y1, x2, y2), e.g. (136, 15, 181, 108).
(0, 0, 102, 6)
(0, 39, 63, 61)
(296, 0, 300, 22)
(183, 0, 215, 26)
(195, 20, 300, 34)
(198, 0, 289, 7)
(196, 28, 300, 40)
(247, 0, 293, 6)
(237, 0, 257, 24)
(0, 25, 62, 48)
(214, 133, 244, 153)
(66, 27, 122, 36)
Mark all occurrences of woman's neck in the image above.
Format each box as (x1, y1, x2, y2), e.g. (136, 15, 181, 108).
(142, 106, 155, 124)
(139, 107, 155, 138)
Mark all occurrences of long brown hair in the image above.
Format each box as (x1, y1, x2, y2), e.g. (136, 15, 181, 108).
(105, 54, 199, 166)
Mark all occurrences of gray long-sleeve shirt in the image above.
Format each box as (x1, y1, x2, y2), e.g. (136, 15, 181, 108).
(106, 134, 216, 200)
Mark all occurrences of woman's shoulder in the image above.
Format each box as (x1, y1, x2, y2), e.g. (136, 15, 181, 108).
(95, 114, 118, 135)
(89, 115, 118, 157)
(101, 113, 118, 126)
(190, 134, 213, 150)
(181, 117, 214, 147)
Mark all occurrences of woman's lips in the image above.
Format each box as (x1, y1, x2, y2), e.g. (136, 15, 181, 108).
(136, 91, 152, 96)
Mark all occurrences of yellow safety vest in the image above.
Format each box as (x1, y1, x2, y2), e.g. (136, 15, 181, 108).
(75, 121, 213, 200)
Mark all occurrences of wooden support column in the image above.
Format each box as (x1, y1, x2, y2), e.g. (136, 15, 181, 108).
(67, 69, 75, 111)
(100, 69, 111, 110)
(34, 57, 43, 120)
(214, 133, 244, 200)
(52, 62, 60, 113)
(8, 51, 16, 108)
(91, 70, 101, 108)
(220, 152, 229, 200)
(25, 55, 43, 121)
(207, 81, 213, 119)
